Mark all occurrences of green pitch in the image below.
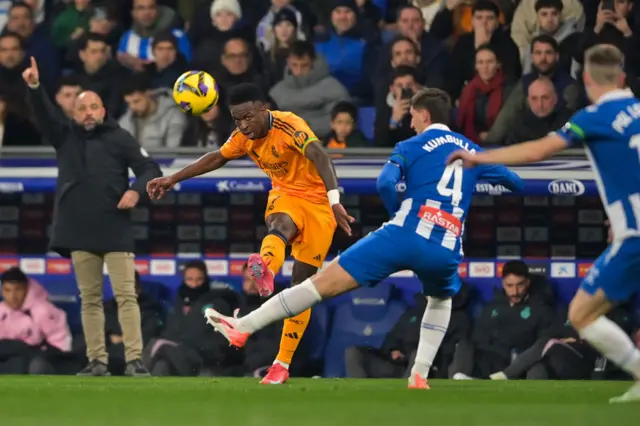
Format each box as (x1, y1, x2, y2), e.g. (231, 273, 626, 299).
(0, 377, 637, 426)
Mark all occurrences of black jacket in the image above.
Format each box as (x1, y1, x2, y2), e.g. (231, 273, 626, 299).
(27, 86, 162, 257)
(104, 292, 164, 346)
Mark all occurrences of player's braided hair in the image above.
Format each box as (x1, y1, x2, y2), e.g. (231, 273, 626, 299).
(410, 88, 452, 125)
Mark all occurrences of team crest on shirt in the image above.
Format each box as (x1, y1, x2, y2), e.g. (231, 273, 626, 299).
(293, 131, 308, 149)
(271, 145, 279, 158)
(521, 307, 531, 319)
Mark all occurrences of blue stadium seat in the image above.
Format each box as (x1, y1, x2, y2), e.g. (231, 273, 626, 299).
(40, 277, 82, 333)
(550, 279, 580, 308)
(358, 107, 376, 141)
(372, 0, 387, 15)
(322, 289, 407, 377)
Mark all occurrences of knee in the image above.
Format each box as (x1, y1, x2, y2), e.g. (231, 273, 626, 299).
(28, 356, 52, 375)
(344, 346, 363, 362)
(426, 297, 452, 311)
(267, 215, 297, 240)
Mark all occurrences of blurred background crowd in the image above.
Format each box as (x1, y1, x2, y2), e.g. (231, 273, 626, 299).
(1, 0, 639, 150)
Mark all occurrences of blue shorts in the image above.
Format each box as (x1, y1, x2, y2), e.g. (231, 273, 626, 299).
(338, 225, 462, 298)
(581, 239, 640, 302)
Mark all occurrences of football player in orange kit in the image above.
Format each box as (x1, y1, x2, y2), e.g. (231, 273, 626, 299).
(147, 83, 354, 384)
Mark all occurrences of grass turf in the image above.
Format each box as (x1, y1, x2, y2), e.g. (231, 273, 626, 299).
(0, 377, 637, 426)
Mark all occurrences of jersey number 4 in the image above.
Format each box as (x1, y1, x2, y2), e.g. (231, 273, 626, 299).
(437, 161, 463, 206)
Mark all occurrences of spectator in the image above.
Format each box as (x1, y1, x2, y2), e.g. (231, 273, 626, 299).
(119, 74, 188, 149)
(190, 0, 255, 70)
(0, 32, 29, 99)
(23, 58, 161, 377)
(490, 303, 635, 380)
(521, 0, 581, 75)
(214, 38, 269, 96)
(66, 7, 123, 68)
(315, 0, 375, 101)
(323, 101, 369, 148)
(374, 65, 422, 147)
(51, 0, 92, 49)
(0, 267, 71, 374)
(71, 33, 127, 118)
(504, 77, 572, 145)
(117, 0, 189, 72)
(577, 0, 640, 77)
(240, 262, 284, 377)
(142, 261, 234, 376)
(457, 45, 514, 144)
(269, 40, 350, 138)
(261, 7, 300, 87)
(6, 2, 59, 92)
(180, 103, 233, 148)
(511, 0, 585, 56)
(449, 261, 555, 379)
(429, 0, 508, 41)
(0, 91, 40, 147)
(408, 0, 445, 31)
(144, 31, 188, 90)
(374, 6, 449, 98)
(449, 1, 521, 100)
(257, 1, 307, 52)
(485, 34, 578, 144)
(54, 75, 84, 120)
(104, 272, 163, 375)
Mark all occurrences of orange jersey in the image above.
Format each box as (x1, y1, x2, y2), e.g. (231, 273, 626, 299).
(220, 111, 327, 203)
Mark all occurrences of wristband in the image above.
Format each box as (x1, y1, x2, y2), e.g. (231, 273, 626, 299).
(327, 189, 340, 206)
(28, 83, 40, 89)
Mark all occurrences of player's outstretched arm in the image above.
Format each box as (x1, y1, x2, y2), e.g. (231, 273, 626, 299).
(304, 142, 355, 235)
(448, 134, 570, 167)
(376, 162, 402, 215)
(147, 150, 228, 200)
(476, 164, 525, 193)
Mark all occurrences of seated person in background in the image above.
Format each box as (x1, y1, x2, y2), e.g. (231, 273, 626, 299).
(456, 44, 515, 144)
(0, 267, 72, 374)
(142, 260, 233, 376)
(144, 31, 188, 90)
(104, 272, 163, 375)
(322, 101, 370, 150)
(54, 75, 83, 120)
(240, 263, 285, 378)
(119, 73, 188, 149)
(504, 76, 572, 145)
(490, 300, 636, 380)
(180, 103, 233, 149)
(373, 66, 423, 147)
(345, 283, 472, 379)
(449, 260, 555, 379)
(269, 40, 350, 139)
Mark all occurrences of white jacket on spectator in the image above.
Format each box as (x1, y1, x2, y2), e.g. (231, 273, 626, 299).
(511, 0, 585, 59)
(269, 56, 349, 138)
(119, 89, 188, 149)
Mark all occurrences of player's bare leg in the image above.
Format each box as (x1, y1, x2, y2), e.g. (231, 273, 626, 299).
(569, 288, 640, 403)
(249, 213, 297, 297)
(206, 258, 359, 348)
(260, 260, 318, 384)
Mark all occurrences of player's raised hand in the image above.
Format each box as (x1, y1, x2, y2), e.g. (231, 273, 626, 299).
(147, 176, 176, 200)
(446, 150, 477, 168)
(22, 56, 39, 86)
(332, 203, 355, 236)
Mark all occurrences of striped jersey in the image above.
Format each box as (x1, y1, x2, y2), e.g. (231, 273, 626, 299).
(384, 124, 524, 254)
(118, 28, 191, 62)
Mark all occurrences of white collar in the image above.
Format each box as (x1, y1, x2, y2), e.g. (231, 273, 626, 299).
(422, 123, 450, 133)
(596, 88, 635, 105)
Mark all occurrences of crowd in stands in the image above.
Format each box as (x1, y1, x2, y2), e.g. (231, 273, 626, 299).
(1, 260, 638, 378)
(0, 0, 639, 149)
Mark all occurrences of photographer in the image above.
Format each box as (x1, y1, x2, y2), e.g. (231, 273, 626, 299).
(23, 57, 162, 377)
(373, 66, 423, 147)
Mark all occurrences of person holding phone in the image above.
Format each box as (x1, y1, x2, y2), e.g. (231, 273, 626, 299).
(580, 0, 639, 77)
(373, 65, 423, 147)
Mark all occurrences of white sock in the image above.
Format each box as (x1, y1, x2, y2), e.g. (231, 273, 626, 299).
(237, 279, 322, 334)
(410, 297, 452, 379)
(579, 316, 640, 380)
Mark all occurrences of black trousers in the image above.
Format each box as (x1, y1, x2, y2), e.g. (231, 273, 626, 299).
(344, 346, 415, 379)
(0, 354, 55, 375)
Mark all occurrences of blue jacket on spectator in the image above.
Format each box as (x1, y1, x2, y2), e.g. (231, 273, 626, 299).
(25, 25, 60, 93)
(315, 29, 366, 96)
(118, 28, 191, 62)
